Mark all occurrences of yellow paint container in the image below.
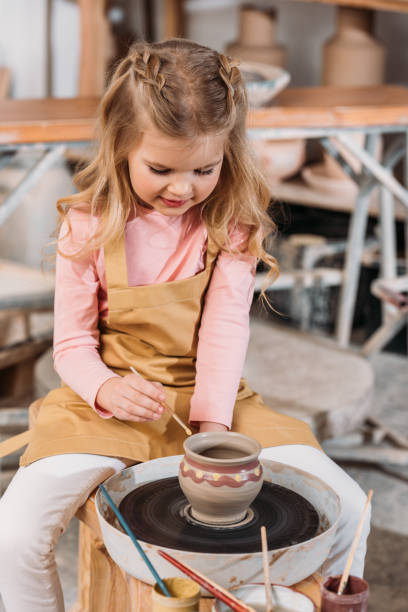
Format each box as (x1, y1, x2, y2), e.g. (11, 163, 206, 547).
(152, 578, 200, 611)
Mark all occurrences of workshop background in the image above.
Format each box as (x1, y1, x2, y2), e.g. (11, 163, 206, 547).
(0, 1, 407, 611)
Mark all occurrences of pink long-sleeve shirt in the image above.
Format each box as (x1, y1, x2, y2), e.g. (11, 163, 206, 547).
(53, 206, 256, 429)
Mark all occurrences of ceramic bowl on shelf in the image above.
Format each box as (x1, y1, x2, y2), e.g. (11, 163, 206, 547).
(251, 138, 306, 185)
(212, 584, 315, 611)
(239, 60, 290, 107)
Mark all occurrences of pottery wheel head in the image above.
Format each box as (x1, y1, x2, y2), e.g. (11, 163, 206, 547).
(183, 504, 256, 530)
(119, 477, 319, 554)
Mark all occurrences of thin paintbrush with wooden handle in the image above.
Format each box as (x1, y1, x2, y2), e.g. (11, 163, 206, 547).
(337, 489, 373, 595)
(130, 366, 192, 436)
(158, 549, 257, 612)
(261, 525, 274, 611)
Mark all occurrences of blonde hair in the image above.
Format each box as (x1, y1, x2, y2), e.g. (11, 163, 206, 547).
(57, 39, 278, 286)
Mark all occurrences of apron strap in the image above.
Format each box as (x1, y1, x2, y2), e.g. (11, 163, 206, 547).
(0, 430, 31, 458)
(205, 232, 219, 268)
(104, 223, 219, 291)
(104, 235, 129, 290)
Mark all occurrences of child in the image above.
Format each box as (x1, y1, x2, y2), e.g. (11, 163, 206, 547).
(0, 39, 370, 612)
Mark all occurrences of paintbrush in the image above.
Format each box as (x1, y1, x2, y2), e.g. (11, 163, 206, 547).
(129, 366, 192, 436)
(337, 489, 373, 595)
(261, 525, 274, 611)
(99, 484, 171, 597)
(158, 549, 257, 612)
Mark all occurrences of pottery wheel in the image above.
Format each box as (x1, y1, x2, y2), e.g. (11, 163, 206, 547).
(119, 477, 319, 554)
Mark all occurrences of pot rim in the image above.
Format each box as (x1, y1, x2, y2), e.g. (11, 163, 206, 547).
(183, 432, 262, 466)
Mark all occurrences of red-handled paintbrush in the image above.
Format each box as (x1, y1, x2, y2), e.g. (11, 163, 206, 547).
(158, 549, 257, 612)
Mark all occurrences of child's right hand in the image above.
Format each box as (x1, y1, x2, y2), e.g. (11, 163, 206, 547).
(95, 375, 166, 422)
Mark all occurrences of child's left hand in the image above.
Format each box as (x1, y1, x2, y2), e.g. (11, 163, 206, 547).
(199, 421, 228, 433)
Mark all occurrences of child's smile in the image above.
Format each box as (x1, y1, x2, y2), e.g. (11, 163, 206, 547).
(127, 124, 225, 216)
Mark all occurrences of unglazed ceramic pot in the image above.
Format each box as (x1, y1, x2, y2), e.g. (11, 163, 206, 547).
(226, 5, 286, 67)
(322, 7, 385, 87)
(178, 432, 263, 526)
(317, 6, 386, 188)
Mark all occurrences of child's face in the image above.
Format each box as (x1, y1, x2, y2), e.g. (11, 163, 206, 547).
(127, 124, 225, 216)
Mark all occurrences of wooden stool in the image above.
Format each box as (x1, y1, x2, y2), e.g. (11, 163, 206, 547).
(0, 399, 323, 611)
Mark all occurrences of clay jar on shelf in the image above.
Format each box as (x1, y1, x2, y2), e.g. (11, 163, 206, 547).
(321, 6, 385, 180)
(178, 432, 263, 526)
(322, 7, 385, 87)
(302, 7, 386, 195)
(226, 5, 286, 67)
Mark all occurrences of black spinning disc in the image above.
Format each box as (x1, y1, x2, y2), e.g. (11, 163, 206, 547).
(119, 477, 319, 554)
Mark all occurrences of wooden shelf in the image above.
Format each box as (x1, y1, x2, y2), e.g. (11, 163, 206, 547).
(2, 86, 408, 147)
(291, 0, 408, 13)
(270, 176, 407, 220)
(0, 97, 99, 145)
(249, 86, 408, 130)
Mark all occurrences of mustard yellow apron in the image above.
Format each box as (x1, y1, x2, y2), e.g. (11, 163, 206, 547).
(20, 234, 319, 467)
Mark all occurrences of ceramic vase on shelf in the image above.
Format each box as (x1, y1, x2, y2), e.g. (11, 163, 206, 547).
(302, 7, 386, 198)
(322, 7, 385, 87)
(226, 5, 286, 67)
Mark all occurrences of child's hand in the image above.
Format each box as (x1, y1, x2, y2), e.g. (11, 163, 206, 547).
(95, 375, 166, 422)
(199, 421, 228, 433)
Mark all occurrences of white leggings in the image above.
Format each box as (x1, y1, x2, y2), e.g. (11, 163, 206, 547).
(0, 446, 370, 612)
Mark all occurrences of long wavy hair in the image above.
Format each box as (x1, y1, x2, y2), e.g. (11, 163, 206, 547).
(57, 38, 278, 286)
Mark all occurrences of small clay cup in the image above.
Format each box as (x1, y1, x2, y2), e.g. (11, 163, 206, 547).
(321, 575, 369, 611)
(152, 577, 200, 611)
(178, 432, 263, 525)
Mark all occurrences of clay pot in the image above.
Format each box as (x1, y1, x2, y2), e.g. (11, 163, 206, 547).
(251, 138, 306, 185)
(322, 7, 385, 86)
(226, 5, 286, 67)
(316, 7, 386, 193)
(178, 432, 263, 526)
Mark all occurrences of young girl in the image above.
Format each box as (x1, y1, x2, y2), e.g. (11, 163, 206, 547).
(0, 39, 369, 612)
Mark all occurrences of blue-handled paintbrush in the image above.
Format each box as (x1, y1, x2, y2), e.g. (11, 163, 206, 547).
(99, 484, 171, 597)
